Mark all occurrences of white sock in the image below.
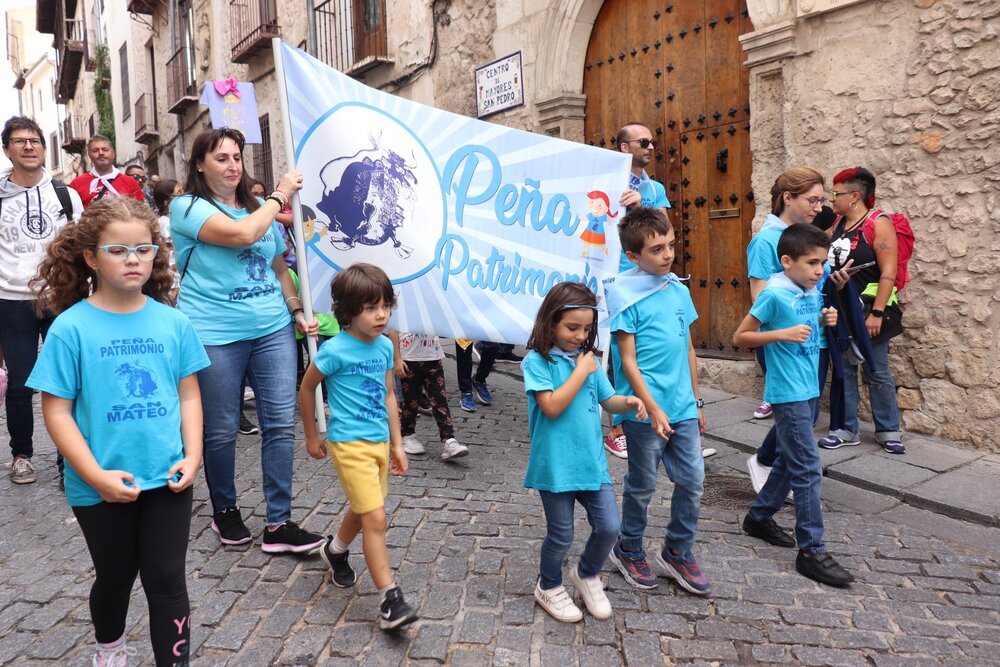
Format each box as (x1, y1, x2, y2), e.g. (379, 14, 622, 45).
(97, 636, 125, 650)
(379, 581, 397, 603)
(329, 536, 350, 554)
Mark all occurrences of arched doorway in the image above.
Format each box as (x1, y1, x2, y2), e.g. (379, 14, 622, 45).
(583, 1, 755, 357)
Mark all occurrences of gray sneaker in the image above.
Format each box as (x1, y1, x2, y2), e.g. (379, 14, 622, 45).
(441, 438, 469, 461)
(10, 457, 36, 485)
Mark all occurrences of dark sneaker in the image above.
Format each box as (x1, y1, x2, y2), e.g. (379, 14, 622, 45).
(239, 413, 260, 435)
(655, 548, 711, 595)
(818, 434, 860, 449)
(262, 521, 325, 554)
(472, 381, 492, 405)
(742, 514, 796, 548)
(796, 550, 855, 587)
(322, 537, 357, 587)
(10, 457, 36, 484)
(379, 586, 418, 630)
(609, 540, 658, 589)
(460, 393, 477, 412)
(882, 440, 906, 455)
(496, 350, 524, 363)
(212, 508, 252, 546)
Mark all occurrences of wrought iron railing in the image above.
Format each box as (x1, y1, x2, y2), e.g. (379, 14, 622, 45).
(314, 0, 389, 74)
(230, 0, 280, 63)
(166, 45, 198, 113)
(134, 92, 158, 141)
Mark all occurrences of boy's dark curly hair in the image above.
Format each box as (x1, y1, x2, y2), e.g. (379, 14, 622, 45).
(331, 263, 397, 328)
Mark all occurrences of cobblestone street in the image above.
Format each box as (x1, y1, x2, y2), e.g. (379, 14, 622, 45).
(1, 358, 999, 666)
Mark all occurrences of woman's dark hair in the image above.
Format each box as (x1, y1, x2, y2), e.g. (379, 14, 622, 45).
(770, 167, 825, 216)
(833, 167, 877, 209)
(331, 263, 397, 328)
(32, 198, 174, 313)
(526, 282, 599, 362)
(152, 178, 179, 216)
(183, 128, 260, 216)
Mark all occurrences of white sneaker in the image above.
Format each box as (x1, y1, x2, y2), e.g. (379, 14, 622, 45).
(441, 438, 469, 460)
(702, 448, 717, 458)
(93, 639, 136, 666)
(401, 435, 426, 455)
(569, 566, 612, 619)
(534, 582, 583, 623)
(746, 454, 771, 494)
(243, 386, 255, 402)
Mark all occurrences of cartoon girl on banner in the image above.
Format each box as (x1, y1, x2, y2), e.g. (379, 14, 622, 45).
(579, 190, 618, 259)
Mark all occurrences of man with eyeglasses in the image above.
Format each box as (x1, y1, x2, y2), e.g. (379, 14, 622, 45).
(0, 115, 83, 485)
(69, 135, 145, 208)
(125, 163, 157, 210)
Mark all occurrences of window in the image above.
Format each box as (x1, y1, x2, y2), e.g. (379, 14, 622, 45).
(314, 0, 389, 73)
(119, 43, 130, 120)
(253, 114, 274, 191)
(50, 132, 60, 170)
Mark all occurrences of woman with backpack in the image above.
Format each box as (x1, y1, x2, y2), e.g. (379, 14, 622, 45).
(825, 167, 907, 455)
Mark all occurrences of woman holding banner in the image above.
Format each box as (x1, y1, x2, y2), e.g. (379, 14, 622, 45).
(170, 127, 324, 553)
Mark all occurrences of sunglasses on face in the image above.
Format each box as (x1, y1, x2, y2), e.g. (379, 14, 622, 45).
(624, 138, 657, 149)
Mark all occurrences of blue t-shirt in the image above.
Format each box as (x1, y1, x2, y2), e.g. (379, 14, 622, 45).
(610, 280, 698, 425)
(170, 195, 289, 345)
(314, 331, 394, 442)
(26, 299, 210, 506)
(746, 214, 787, 280)
(618, 171, 672, 272)
(522, 350, 616, 492)
(750, 274, 824, 404)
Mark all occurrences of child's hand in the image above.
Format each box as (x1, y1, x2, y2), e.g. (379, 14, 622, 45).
(306, 436, 327, 460)
(575, 351, 598, 375)
(394, 359, 411, 378)
(92, 469, 141, 503)
(390, 445, 408, 475)
(821, 307, 838, 328)
(783, 324, 812, 343)
(650, 408, 674, 439)
(625, 396, 648, 421)
(167, 456, 200, 492)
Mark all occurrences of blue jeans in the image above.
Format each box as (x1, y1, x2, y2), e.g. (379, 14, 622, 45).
(749, 399, 825, 553)
(538, 484, 620, 589)
(757, 348, 829, 467)
(0, 299, 53, 459)
(620, 418, 703, 556)
(199, 324, 297, 526)
(834, 338, 902, 443)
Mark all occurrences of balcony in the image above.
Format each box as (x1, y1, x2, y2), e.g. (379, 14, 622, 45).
(134, 93, 159, 144)
(315, 0, 391, 76)
(87, 112, 97, 138)
(85, 28, 97, 71)
(61, 115, 86, 154)
(166, 46, 198, 114)
(230, 0, 280, 64)
(56, 18, 86, 103)
(127, 0, 159, 14)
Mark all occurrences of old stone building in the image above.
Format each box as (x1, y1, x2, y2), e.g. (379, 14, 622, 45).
(35, 0, 999, 449)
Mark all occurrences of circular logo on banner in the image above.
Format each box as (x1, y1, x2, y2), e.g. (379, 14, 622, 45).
(297, 103, 445, 283)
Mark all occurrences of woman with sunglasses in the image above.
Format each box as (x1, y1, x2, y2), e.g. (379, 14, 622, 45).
(169, 128, 324, 552)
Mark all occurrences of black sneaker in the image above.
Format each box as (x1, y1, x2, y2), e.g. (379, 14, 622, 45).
(239, 413, 260, 435)
(262, 521, 325, 554)
(796, 550, 855, 588)
(495, 351, 524, 363)
(212, 508, 252, 546)
(322, 537, 357, 587)
(742, 514, 796, 548)
(379, 586, 418, 630)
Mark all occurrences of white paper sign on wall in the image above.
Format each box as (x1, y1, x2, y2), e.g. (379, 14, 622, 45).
(475, 52, 524, 119)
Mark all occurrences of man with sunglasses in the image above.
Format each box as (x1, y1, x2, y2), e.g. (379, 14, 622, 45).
(125, 164, 157, 210)
(0, 116, 83, 485)
(69, 135, 145, 208)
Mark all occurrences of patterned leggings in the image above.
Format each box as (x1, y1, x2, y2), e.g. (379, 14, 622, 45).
(399, 360, 454, 441)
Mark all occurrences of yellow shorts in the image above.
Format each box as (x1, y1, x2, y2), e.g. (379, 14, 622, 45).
(328, 439, 389, 515)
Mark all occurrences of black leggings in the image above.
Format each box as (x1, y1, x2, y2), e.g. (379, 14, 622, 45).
(73, 486, 193, 667)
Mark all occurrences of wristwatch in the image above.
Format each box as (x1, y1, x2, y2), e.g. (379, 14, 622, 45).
(870, 309, 885, 318)
(696, 398, 705, 409)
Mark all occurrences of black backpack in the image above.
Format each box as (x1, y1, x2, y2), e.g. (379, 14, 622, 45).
(51, 179, 74, 220)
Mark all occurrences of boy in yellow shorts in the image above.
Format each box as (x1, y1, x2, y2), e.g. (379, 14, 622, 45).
(299, 263, 416, 630)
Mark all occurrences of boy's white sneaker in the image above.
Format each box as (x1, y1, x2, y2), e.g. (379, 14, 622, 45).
(441, 438, 469, 460)
(746, 454, 771, 494)
(534, 582, 583, 623)
(401, 435, 426, 455)
(569, 566, 612, 619)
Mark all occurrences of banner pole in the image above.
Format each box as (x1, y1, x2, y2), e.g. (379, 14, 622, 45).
(272, 38, 325, 434)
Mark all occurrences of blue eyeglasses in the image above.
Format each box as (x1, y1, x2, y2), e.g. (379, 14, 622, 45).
(97, 244, 160, 261)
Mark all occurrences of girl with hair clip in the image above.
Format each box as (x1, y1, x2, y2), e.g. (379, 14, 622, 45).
(522, 281, 647, 623)
(26, 198, 210, 666)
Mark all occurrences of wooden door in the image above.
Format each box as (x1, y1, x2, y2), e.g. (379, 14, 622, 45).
(583, 0, 755, 358)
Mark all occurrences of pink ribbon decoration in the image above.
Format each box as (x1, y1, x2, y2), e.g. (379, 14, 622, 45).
(213, 78, 241, 99)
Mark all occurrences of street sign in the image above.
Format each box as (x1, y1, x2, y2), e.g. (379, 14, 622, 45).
(474, 52, 524, 119)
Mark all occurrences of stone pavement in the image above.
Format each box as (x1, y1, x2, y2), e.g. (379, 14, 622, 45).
(1, 356, 999, 666)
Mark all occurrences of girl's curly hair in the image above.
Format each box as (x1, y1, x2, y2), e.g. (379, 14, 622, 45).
(526, 281, 599, 362)
(32, 198, 175, 314)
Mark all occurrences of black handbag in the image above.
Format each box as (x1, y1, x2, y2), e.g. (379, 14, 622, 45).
(860, 294, 903, 343)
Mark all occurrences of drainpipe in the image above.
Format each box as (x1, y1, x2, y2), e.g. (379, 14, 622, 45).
(307, 0, 317, 56)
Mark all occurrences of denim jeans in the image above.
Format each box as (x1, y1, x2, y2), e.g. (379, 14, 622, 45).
(0, 299, 54, 459)
(538, 484, 620, 589)
(620, 418, 703, 556)
(757, 349, 829, 467)
(834, 338, 902, 443)
(749, 399, 825, 553)
(199, 324, 297, 526)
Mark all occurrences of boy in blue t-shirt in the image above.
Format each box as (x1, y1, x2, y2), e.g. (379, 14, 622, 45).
(604, 207, 710, 596)
(733, 223, 855, 588)
(298, 263, 417, 631)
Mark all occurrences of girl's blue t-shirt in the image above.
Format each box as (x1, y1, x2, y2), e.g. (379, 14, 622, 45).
(169, 195, 289, 345)
(746, 214, 787, 280)
(26, 298, 210, 507)
(314, 332, 394, 443)
(522, 350, 615, 492)
(610, 280, 699, 426)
